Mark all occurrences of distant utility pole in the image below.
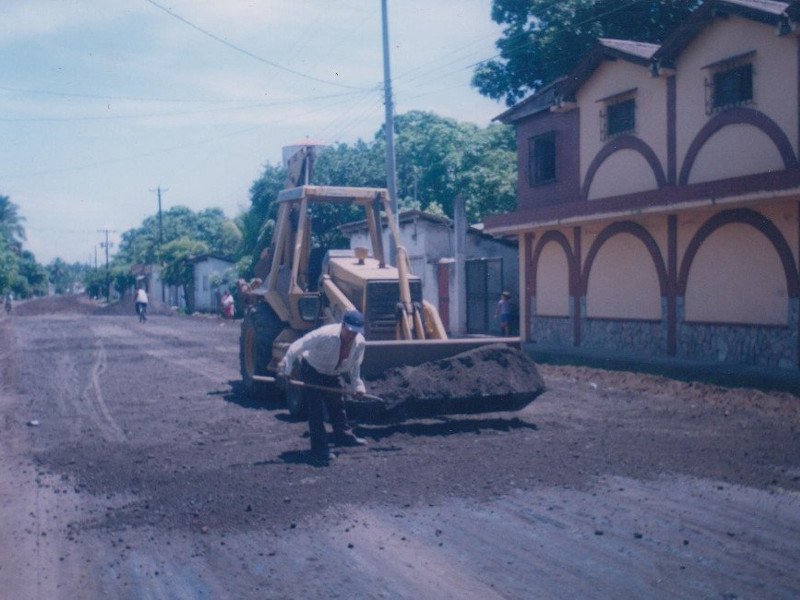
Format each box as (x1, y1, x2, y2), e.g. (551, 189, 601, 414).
(98, 228, 116, 301)
(381, 0, 400, 265)
(149, 186, 168, 302)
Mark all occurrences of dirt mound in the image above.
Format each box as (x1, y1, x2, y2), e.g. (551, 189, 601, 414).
(12, 294, 100, 316)
(93, 295, 175, 317)
(355, 344, 545, 422)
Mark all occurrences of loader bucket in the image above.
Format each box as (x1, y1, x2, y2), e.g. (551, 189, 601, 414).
(351, 340, 544, 424)
(361, 337, 520, 380)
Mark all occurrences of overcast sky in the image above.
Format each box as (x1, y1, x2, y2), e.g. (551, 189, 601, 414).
(0, 0, 505, 264)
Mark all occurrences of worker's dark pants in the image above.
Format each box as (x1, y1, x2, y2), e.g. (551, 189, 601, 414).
(299, 360, 351, 455)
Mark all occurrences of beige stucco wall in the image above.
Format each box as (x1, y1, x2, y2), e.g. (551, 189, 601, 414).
(675, 16, 799, 182)
(536, 241, 570, 316)
(577, 58, 668, 196)
(687, 123, 786, 183)
(587, 148, 660, 199)
(676, 199, 799, 270)
(585, 231, 662, 319)
(684, 222, 788, 325)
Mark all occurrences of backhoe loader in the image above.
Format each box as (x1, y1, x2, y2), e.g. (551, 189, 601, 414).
(237, 184, 526, 419)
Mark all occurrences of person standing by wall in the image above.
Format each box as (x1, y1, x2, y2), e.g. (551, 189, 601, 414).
(277, 310, 368, 464)
(495, 291, 512, 336)
(221, 290, 234, 319)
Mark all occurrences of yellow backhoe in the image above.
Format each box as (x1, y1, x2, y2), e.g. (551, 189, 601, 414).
(238, 183, 520, 418)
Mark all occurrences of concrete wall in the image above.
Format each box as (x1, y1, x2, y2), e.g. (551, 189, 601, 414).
(515, 109, 581, 211)
(675, 16, 799, 180)
(192, 257, 235, 312)
(525, 199, 799, 369)
(577, 58, 668, 197)
(347, 216, 519, 334)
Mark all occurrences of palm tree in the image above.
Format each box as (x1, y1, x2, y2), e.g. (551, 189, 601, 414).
(0, 195, 26, 246)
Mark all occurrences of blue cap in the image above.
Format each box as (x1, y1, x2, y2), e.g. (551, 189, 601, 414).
(342, 309, 365, 334)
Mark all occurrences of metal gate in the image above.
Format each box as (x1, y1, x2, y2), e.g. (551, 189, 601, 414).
(466, 257, 503, 334)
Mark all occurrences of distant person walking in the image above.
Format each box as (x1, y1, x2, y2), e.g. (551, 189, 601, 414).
(135, 287, 149, 323)
(495, 291, 512, 337)
(4, 293, 11, 315)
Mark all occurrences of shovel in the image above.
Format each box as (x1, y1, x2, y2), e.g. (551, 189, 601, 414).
(251, 375, 384, 402)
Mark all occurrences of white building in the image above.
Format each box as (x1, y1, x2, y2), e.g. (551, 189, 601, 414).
(340, 210, 519, 335)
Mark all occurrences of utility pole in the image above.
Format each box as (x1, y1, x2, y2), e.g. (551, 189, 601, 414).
(98, 228, 116, 302)
(381, 0, 400, 265)
(149, 186, 168, 302)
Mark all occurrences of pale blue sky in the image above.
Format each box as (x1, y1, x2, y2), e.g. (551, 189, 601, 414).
(0, 0, 505, 264)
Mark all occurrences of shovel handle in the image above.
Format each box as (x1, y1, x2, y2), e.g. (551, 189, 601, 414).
(251, 375, 382, 402)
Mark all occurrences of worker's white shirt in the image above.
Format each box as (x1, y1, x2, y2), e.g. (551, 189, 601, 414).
(136, 289, 148, 303)
(282, 323, 366, 394)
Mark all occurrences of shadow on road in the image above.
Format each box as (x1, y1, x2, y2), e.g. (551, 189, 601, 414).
(355, 416, 537, 442)
(216, 381, 285, 411)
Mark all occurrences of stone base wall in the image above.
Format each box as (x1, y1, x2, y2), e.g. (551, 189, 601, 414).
(527, 296, 799, 371)
(530, 298, 572, 345)
(579, 298, 667, 356)
(677, 298, 799, 370)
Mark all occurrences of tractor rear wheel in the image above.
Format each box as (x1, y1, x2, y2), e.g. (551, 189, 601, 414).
(239, 302, 283, 399)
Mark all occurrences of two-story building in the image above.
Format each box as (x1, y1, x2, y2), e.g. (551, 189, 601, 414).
(485, 0, 800, 373)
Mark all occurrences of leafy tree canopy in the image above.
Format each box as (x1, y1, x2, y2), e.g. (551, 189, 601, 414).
(0, 194, 48, 298)
(472, 0, 699, 106)
(116, 206, 241, 266)
(240, 111, 516, 276)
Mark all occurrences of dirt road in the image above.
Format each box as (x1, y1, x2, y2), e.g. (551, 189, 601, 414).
(1, 298, 799, 599)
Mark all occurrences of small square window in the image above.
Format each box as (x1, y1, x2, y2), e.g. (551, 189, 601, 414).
(605, 98, 635, 138)
(528, 132, 556, 186)
(712, 63, 752, 110)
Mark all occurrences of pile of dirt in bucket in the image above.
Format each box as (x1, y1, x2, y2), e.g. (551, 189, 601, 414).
(94, 295, 175, 317)
(12, 294, 101, 316)
(353, 344, 546, 422)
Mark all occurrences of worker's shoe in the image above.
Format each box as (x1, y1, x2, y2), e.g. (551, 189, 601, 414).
(334, 432, 367, 447)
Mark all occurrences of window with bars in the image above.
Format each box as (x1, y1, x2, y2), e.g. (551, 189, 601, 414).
(600, 94, 636, 141)
(704, 52, 754, 114)
(711, 64, 753, 111)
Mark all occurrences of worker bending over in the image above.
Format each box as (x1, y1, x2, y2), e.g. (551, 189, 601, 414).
(278, 310, 368, 464)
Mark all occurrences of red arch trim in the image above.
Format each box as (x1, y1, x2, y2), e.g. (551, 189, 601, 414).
(581, 135, 668, 201)
(580, 221, 669, 297)
(679, 107, 798, 185)
(531, 230, 576, 296)
(677, 208, 800, 298)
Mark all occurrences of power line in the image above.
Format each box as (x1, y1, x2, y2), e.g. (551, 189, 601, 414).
(0, 90, 368, 123)
(0, 84, 263, 104)
(143, 0, 372, 91)
(0, 86, 384, 180)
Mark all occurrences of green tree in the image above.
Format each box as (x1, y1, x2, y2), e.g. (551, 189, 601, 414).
(83, 267, 107, 299)
(0, 237, 18, 295)
(240, 111, 516, 274)
(117, 206, 241, 267)
(15, 250, 48, 297)
(472, 0, 699, 105)
(0, 195, 26, 247)
(160, 237, 209, 310)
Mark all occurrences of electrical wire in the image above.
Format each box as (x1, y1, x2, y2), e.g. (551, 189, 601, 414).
(143, 0, 373, 91)
(0, 86, 385, 180)
(0, 84, 262, 104)
(0, 90, 369, 123)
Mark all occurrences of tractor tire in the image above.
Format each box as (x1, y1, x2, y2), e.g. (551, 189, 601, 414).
(239, 302, 283, 399)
